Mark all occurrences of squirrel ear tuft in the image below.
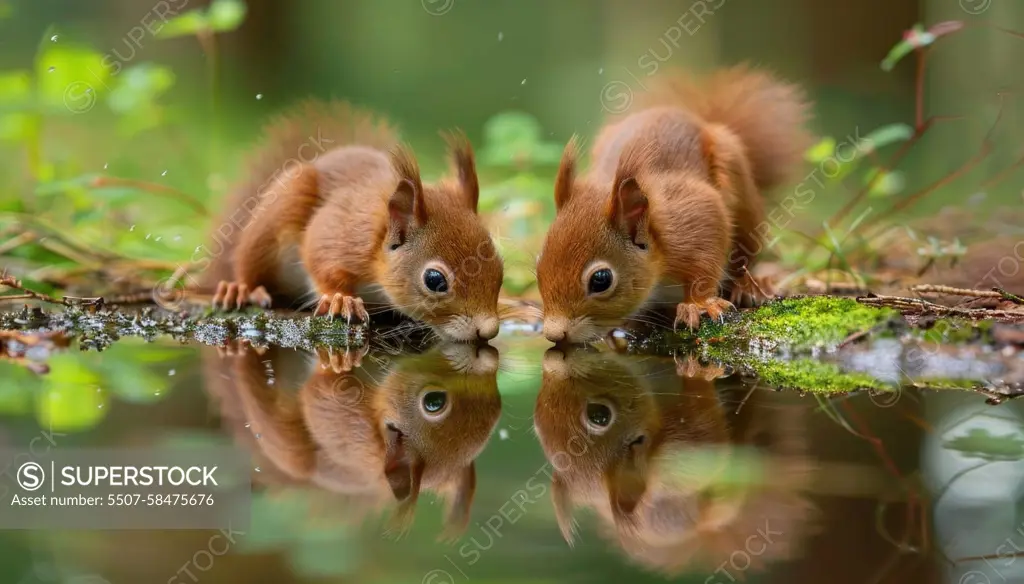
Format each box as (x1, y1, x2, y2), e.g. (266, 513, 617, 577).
(608, 177, 649, 245)
(554, 136, 579, 212)
(443, 130, 479, 213)
(387, 144, 427, 247)
(551, 472, 578, 546)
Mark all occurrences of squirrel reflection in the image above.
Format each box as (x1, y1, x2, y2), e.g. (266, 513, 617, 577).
(533, 348, 817, 576)
(203, 341, 501, 537)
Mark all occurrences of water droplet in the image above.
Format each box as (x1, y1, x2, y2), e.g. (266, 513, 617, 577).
(168, 369, 176, 376)
(98, 404, 103, 408)
(50, 35, 59, 42)
(161, 170, 168, 176)
(499, 428, 509, 440)
(103, 163, 108, 170)
(244, 423, 251, 428)
(255, 93, 263, 100)
(254, 433, 262, 439)
(173, 235, 181, 241)
(96, 387, 101, 392)
(145, 233, 151, 240)
(521, 78, 527, 85)
(497, 32, 504, 41)
(254, 467, 261, 473)
(85, 88, 92, 94)
(129, 224, 135, 231)
(598, 67, 604, 75)
(47, 66, 55, 73)
(154, 391, 161, 396)
(155, 236, 162, 242)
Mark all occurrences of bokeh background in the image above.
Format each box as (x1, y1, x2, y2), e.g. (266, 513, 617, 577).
(1, 1, 1024, 583)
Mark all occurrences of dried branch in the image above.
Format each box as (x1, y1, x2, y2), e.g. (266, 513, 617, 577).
(0, 271, 65, 306)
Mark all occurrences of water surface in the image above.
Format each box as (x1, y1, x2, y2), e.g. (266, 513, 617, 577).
(1, 330, 1022, 584)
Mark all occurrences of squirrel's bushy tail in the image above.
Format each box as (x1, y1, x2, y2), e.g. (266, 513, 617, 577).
(200, 100, 398, 288)
(639, 64, 813, 192)
(233, 98, 399, 201)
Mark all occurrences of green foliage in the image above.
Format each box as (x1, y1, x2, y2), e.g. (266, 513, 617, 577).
(157, 0, 248, 38)
(690, 296, 896, 353)
(755, 358, 890, 393)
(478, 111, 564, 169)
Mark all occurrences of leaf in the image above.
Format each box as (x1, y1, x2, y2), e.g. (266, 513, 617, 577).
(880, 23, 958, 71)
(106, 63, 175, 114)
(36, 356, 109, 432)
(0, 70, 35, 142)
(859, 123, 914, 154)
(478, 111, 564, 169)
(35, 44, 110, 112)
(944, 428, 1024, 462)
(208, 0, 248, 32)
(805, 137, 836, 163)
(156, 10, 210, 39)
(862, 168, 906, 197)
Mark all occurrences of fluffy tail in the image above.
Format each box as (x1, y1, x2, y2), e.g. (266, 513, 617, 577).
(199, 100, 398, 288)
(232, 98, 399, 203)
(638, 64, 813, 192)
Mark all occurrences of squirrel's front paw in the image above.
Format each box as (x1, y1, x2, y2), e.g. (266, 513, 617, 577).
(212, 281, 273, 311)
(314, 293, 369, 323)
(728, 273, 775, 308)
(674, 297, 734, 331)
(315, 345, 369, 373)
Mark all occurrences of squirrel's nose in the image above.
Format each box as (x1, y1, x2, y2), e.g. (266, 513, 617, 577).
(543, 317, 570, 343)
(475, 315, 499, 341)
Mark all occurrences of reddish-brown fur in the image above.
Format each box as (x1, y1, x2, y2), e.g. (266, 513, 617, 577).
(202, 100, 503, 342)
(533, 349, 817, 575)
(536, 65, 813, 343)
(202, 342, 501, 538)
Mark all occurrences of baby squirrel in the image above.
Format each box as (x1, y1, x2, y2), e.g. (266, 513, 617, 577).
(202, 100, 504, 342)
(203, 341, 501, 538)
(536, 65, 812, 343)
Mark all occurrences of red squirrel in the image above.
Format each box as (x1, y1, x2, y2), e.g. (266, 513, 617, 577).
(536, 66, 812, 343)
(533, 348, 817, 575)
(203, 341, 501, 538)
(202, 100, 504, 341)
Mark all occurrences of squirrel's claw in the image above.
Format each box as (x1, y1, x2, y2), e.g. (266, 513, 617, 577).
(728, 273, 775, 308)
(315, 293, 369, 324)
(673, 297, 734, 331)
(212, 281, 273, 312)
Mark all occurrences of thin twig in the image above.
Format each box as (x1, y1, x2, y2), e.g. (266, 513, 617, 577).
(0, 271, 65, 306)
(995, 288, 1024, 305)
(910, 284, 1001, 299)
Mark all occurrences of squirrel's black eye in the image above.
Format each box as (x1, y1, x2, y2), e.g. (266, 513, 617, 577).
(422, 391, 448, 414)
(588, 269, 614, 295)
(586, 402, 613, 428)
(423, 268, 449, 293)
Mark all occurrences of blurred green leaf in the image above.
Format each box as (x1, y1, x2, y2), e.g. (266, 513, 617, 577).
(859, 123, 914, 154)
(157, 10, 210, 39)
(879, 23, 963, 71)
(35, 43, 109, 111)
(805, 137, 836, 163)
(208, 0, 248, 31)
(0, 70, 35, 142)
(106, 64, 175, 114)
(157, 0, 248, 38)
(36, 356, 109, 431)
(944, 428, 1024, 462)
(862, 168, 906, 197)
(479, 111, 564, 169)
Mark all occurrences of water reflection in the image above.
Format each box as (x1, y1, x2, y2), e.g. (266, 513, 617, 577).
(534, 347, 819, 577)
(204, 341, 501, 539)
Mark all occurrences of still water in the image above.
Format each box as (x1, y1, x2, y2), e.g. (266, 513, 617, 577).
(1, 329, 1022, 584)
